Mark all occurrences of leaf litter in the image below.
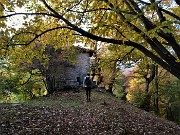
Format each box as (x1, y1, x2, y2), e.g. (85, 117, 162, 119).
(0, 88, 180, 135)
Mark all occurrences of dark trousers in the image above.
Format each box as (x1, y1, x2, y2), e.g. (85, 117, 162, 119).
(85, 87, 91, 101)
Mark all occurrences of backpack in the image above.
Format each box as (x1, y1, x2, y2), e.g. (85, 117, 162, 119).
(85, 77, 92, 87)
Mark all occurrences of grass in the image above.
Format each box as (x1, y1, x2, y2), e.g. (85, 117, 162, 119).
(23, 89, 116, 109)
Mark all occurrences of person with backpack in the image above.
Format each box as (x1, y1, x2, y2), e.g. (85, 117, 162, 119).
(83, 73, 93, 102)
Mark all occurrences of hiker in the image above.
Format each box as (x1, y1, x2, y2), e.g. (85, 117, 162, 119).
(83, 73, 93, 102)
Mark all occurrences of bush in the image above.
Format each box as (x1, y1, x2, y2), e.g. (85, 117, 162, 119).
(127, 90, 145, 107)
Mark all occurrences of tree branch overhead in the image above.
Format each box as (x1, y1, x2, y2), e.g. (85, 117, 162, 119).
(0, 0, 179, 79)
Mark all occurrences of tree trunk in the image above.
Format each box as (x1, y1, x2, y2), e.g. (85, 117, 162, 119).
(153, 65, 159, 115)
(166, 103, 174, 121)
(121, 85, 127, 101)
(140, 94, 151, 112)
(141, 64, 156, 111)
(107, 61, 117, 94)
(108, 84, 114, 94)
(46, 75, 56, 95)
(144, 64, 156, 94)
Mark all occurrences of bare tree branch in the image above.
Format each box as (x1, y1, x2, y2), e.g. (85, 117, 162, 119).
(10, 26, 73, 46)
(116, 48, 135, 63)
(0, 12, 54, 19)
(138, 0, 180, 21)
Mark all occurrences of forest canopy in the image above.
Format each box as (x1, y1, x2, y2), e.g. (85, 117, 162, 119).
(0, 0, 179, 79)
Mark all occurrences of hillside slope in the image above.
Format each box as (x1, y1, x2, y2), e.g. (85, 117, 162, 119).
(0, 88, 180, 135)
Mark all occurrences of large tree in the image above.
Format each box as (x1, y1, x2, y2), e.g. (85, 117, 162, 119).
(0, 0, 180, 79)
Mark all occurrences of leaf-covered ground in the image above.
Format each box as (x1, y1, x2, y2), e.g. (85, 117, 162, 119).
(0, 88, 180, 135)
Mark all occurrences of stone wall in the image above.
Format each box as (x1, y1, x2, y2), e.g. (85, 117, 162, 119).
(50, 53, 90, 90)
